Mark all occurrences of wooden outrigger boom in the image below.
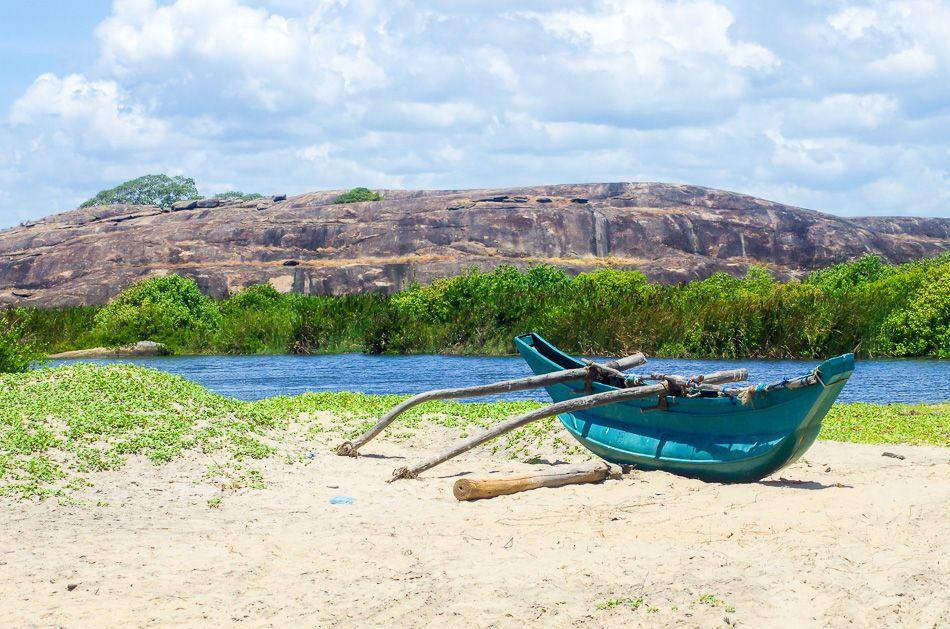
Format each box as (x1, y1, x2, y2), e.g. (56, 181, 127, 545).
(334, 352, 647, 457)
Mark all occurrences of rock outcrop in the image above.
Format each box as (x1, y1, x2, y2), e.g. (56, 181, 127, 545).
(1, 183, 947, 307)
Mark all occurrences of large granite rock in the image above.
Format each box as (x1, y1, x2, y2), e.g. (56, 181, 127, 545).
(1, 183, 947, 307)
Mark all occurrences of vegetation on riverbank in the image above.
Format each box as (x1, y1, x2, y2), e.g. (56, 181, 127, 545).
(0, 312, 43, 373)
(0, 364, 946, 501)
(10, 253, 949, 360)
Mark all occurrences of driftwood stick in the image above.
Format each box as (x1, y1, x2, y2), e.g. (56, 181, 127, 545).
(389, 382, 669, 481)
(335, 352, 646, 456)
(453, 462, 623, 501)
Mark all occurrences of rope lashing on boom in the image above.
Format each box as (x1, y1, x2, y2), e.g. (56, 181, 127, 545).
(736, 368, 824, 405)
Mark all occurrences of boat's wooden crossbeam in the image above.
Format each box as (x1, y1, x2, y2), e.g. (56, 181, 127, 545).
(736, 371, 820, 404)
(645, 369, 749, 387)
(389, 367, 749, 481)
(335, 352, 647, 457)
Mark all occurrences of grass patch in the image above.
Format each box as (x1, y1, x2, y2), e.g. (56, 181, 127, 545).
(0, 364, 946, 500)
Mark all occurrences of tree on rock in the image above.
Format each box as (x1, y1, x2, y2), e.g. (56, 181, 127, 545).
(213, 191, 264, 202)
(332, 187, 382, 204)
(80, 174, 202, 209)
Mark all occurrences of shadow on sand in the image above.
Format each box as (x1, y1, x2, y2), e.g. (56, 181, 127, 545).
(758, 478, 853, 490)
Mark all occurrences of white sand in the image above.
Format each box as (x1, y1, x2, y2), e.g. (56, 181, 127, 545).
(2, 433, 948, 628)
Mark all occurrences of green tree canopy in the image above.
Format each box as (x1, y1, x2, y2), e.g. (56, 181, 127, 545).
(80, 174, 202, 209)
(332, 187, 382, 204)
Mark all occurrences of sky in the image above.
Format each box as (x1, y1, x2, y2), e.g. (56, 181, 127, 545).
(0, 0, 948, 227)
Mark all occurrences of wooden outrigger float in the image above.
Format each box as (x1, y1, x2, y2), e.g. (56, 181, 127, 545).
(337, 333, 854, 484)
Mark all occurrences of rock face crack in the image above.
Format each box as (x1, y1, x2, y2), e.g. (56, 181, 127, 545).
(591, 209, 610, 257)
(0, 182, 947, 306)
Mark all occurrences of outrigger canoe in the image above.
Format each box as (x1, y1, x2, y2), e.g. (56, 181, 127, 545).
(515, 333, 854, 483)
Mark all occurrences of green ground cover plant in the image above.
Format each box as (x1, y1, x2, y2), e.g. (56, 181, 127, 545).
(0, 364, 946, 501)
(16, 253, 950, 359)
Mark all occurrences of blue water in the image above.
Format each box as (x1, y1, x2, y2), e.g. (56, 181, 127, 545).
(48, 353, 949, 404)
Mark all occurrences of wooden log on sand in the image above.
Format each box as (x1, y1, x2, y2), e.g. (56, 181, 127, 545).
(390, 367, 748, 482)
(453, 462, 623, 501)
(335, 352, 647, 457)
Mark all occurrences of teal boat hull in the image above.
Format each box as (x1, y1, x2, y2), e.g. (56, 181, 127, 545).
(515, 333, 854, 483)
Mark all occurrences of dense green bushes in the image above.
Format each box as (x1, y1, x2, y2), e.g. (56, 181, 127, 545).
(364, 254, 948, 358)
(17, 254, 950, 359)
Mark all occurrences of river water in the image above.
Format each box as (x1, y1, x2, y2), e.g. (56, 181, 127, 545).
(48, 353, 949, 404)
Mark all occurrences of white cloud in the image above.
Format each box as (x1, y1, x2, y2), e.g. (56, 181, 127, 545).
(94, 0, 387, 112)
(531, 1, 778, 71)
(826, 1, 949, 87)
(827, 6, 879, 40)
(0, 0, 947, 225)
(8, 73, 172, 152)
(779, 93, 900, 136)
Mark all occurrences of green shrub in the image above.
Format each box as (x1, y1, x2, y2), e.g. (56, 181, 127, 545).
(80, 174, 202, 209)
(213, 191, 264, 202)
(91, 275, 221, 351)
(0, 311, 43, 373)
(332, 187, 382, 204)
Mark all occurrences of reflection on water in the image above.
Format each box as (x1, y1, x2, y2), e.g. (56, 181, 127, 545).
(47, 353, 948, 404)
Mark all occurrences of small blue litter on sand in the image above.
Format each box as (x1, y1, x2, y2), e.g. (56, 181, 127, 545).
(329, 495, 355, 505)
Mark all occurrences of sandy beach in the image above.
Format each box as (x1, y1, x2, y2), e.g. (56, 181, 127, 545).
(2, 428, 948, 628)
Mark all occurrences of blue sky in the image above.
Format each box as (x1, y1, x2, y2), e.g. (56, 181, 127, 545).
(0, 0, 948, 227)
